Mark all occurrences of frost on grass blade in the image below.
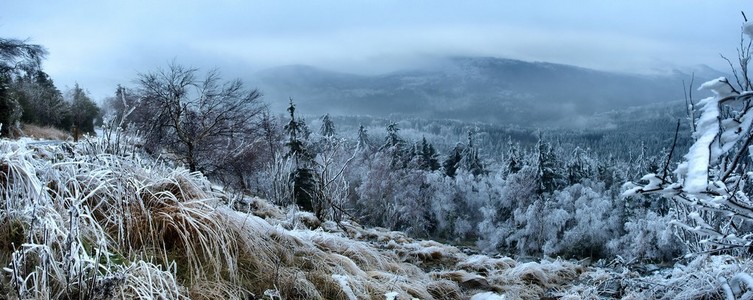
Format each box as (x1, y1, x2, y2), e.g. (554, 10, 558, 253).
(471, 292, 506, 300)
(332, 274, 357, 300)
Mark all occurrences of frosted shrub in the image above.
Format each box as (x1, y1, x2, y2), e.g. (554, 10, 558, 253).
(543, 183, 618, 258)
(608, 211, 684, 262)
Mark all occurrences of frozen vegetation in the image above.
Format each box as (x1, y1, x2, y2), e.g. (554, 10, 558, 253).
(0, 135, 753, 299)
(1, 116, 753, 299)
(6, 11, 753, 300)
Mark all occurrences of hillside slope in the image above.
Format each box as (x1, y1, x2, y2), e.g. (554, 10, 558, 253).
(0, 137, 749, 299)
(253, 57, 724, 127)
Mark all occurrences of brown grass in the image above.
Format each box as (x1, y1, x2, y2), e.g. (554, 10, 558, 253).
(20, 124, 71, 141)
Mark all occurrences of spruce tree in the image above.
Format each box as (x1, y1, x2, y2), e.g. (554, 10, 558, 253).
(68, 83, 100, 134)
(505, 137, 522, 176)
(418, 137, 440, 171)
(566, 147, 591, 185)
(536, 133, 562, 194)
(15, 70, 67, 128)
(356, 124, 372, 151)
(381, 122, 407, 169)
(284, 99, 317, 211)
(461, 131, 484, 176)
(320, 113, 335, 137)
(443, 145, 463, 177)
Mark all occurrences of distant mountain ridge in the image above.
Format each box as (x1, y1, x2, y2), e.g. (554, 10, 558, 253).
(252, 56, 726, 127)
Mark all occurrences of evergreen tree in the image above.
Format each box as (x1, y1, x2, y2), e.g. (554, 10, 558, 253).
(284, 99, 317, 211)
(67, 83, 100, 134)
(381, 122, 407, 169)
(443, 144, 463, 177)
(418, 137, 440, 171)
(284, 99, 312, 161)
(427, 144, 440, 171)
(14, 70, 67, 128)
(566, 147, 592, 185)
(382, 122, 404, 149)
(536, 133, 562, 194)
(299, 117, 312, 141)
(320, 113, 335, 137)
(407, 142, 417, 164)
(461, 131, 484, 176)
(312, 113, 337, 154)
(0, 74, 22, 137)
(356, 124, 372, 151)
(104, 85, 140, 126)
(596, 155, 624, 193)
(0, 37, 47, 136)
(505, 137, 522, 176)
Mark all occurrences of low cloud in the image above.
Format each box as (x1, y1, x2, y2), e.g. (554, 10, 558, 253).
(0, 0, 744, 100)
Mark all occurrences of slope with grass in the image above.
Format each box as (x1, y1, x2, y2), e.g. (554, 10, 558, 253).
(0, 137, 750, 299)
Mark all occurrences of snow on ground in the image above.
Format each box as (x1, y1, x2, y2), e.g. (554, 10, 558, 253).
(2, 136, 753, 299)
(471, 292, 506, 300)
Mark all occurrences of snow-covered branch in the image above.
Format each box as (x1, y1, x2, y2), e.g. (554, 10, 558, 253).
(625, 73, 753, 252)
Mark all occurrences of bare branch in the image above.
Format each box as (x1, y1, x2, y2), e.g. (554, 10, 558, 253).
(722, 54, 745, 91)
(661, 119, 681, 183)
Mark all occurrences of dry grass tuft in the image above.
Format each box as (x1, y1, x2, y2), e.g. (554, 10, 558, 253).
(457, 255, 517, 276)
(426, 279, 464, 300)
(483, 259, 585, 299)
(238, 196, 285, 219)
(20, 124, 71, 141)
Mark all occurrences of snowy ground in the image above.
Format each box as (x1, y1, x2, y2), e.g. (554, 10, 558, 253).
(1, 137, 751, 299)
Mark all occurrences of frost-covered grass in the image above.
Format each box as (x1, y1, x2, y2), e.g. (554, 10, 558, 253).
(1, 136, 750, 299)
(0, 137, 509, 299)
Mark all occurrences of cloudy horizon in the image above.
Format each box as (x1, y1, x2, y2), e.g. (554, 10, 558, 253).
(1, 0, 746, 100)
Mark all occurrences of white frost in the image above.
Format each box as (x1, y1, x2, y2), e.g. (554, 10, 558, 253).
(332, 274, 357, 300)
(678, 84, 721, 193)
(699, 77, 735, 97)
(471, 292, 506, 300)
(676, 78, 752, 194)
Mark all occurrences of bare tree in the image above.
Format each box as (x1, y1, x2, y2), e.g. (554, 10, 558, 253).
(133, 63, 264, 176)
(313, 134, 356, 222)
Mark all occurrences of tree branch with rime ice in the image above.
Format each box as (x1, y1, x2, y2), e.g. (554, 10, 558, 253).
(624, 30, 753, 255)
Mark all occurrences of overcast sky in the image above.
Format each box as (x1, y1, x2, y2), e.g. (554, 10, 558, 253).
(0, 0, 747, 100)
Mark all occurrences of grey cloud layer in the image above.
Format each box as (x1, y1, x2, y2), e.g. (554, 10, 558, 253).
(0, 0, 743, 99)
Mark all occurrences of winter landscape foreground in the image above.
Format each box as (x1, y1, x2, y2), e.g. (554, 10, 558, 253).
(1, 134, 753, 300)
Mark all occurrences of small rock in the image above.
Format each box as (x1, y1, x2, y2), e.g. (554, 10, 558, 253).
(461, 277, 492, 291)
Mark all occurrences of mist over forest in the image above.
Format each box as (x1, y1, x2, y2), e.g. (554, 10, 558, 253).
(254, 56, 724, 127)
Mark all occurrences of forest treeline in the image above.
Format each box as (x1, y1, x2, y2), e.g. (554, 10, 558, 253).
(0, 38, 100, 137)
